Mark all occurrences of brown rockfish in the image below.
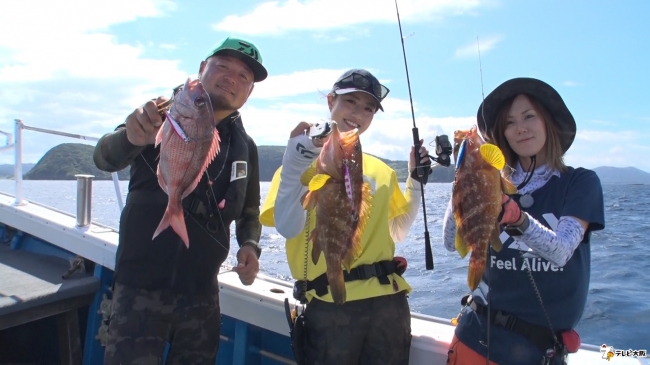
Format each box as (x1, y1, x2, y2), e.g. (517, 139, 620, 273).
(303, 122, 371, 305)
(152, 78, 220, 248)
(452, 125, 517, 290)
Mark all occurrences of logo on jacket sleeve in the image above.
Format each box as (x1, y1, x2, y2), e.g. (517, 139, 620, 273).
(231, 161, 247, 181)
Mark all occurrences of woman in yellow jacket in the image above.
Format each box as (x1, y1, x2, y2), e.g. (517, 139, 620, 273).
(261, 68, 431, 365)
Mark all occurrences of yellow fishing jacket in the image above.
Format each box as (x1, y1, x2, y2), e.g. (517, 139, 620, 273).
(260, 153, 414, 303)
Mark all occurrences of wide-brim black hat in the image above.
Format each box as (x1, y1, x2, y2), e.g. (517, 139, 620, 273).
(477, 77, 576, 153)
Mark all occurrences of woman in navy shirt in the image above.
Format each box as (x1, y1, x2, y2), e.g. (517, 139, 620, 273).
(443, 77, 605, 365)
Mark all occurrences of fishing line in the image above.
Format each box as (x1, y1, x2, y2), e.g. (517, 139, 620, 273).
(394, 0, 434, 270)
(477, 36, 489, 139)
(475, 35, 492, 365)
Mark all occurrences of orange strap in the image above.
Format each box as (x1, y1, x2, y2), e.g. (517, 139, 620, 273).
(447, 335, 499, 365)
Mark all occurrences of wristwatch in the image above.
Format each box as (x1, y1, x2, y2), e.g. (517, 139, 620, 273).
(240, 240, 262, 258)
(504, 213, 530, 237)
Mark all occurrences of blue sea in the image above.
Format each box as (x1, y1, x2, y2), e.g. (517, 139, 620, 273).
(1, 180, 648, 352)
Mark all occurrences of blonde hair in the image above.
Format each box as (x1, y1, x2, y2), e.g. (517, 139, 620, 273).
(490, 94, 567, 173)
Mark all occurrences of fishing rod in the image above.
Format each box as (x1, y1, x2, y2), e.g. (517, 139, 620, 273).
(394, 0, 447, 270)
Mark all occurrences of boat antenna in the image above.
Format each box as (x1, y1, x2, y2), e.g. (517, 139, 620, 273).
(394, 0, 434, 270)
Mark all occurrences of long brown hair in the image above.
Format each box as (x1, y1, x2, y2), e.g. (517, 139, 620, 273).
(489, 93, 567, 173)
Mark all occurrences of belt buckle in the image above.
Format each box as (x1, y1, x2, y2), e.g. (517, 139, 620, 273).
(469, 300, 478, 312)
(293, 280, 307, 303)
(493, 311, 516, 330)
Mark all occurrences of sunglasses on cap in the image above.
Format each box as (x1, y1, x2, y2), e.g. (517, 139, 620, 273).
(335, 72, 390, 102)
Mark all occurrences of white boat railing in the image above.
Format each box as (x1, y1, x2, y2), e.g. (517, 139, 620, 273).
(1, 119, 124, 212)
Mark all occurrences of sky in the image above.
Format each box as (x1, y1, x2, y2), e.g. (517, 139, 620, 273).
(1, 0, 648, 172)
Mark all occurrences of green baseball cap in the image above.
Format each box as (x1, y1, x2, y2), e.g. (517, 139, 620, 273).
(205, 37, 268, 82)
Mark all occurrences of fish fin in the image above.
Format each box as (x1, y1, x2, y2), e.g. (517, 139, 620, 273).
(490, 224, 503, 252)
(346, 182, 372, 268)
(454, 213, 470, 258)
(467, 265, 482, 291)
(467, 251, 485, 291)
(455, 232, 470, 258)
(156, 166, 168, 193)
(311, 231, 322, 265)
(480, 143, 506, 170)
(327, 267, 346, 305)
(153, 200, 189, 248)
(308, 174, 331, 192)
(501, 176, 518, 195)
(154, 121, 165, 147)
(182, 129, 221, 200)
(302, 191, 318, 210)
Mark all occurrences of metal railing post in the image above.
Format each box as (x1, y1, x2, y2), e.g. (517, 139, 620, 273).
(14, 119, 24, 206)
(111, 171, 124, 212)
(75, 174, 94, 227)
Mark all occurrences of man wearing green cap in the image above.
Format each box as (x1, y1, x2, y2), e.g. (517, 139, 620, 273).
(94, 36, 267, 365)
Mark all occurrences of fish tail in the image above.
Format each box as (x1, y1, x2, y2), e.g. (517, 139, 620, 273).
(153, 199, 189, 248)
(467, 252, 485, 290)
(327, 268, 346, 305)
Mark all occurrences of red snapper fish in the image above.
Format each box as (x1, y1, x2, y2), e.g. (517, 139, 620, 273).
(302, 122, 371, 305)
(152, 78, 220, 248)
(452, 125, 517, 290)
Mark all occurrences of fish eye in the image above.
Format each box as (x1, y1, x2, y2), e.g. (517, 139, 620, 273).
(194, 97, 205, 107)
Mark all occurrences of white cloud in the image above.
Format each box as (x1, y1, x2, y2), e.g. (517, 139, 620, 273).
(454, 35, 502, 58)
(563, 80, 579, 87)
(159, 43, 178, 50)
(576, 129, 640, 143)
(250, 67, 394, 100)
(566, 128, 650, 172)
(213, 0, 485, 35)
(0, 0, 185, 164)
(241, 94, 476, 162)
(251, 69, 348, 99)
(0, 0, 180, 83)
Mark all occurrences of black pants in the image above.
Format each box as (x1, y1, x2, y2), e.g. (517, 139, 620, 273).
(303, 291, 411, 365)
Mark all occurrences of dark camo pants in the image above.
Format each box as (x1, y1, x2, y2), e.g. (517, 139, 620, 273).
(303, 291, 411, 365)
(103, 283, 221, 365)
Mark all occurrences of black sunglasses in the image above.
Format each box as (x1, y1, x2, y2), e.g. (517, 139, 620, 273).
(337, 73, 390, 102)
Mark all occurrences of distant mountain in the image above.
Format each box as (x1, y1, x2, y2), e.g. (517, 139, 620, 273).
(0, 163, 35, 178)
(593, 166, 650, 185)
(255, 145, 455, 182)
(22, 143, 458, 182)
(24, 143, 130, 180)
(257, 146, 285, 181)
(20, 143, 650, 185)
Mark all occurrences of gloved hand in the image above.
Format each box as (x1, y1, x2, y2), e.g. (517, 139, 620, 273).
(499, 194, 523, 225)
(409, 140, 432, 184)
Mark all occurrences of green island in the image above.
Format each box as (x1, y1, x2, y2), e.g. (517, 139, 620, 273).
(20, 143, 456, 182)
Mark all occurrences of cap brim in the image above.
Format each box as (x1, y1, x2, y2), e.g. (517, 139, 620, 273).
(477, 78, 576, 152)
(212, 49, 268, 82)
(334, 88, 384, 112)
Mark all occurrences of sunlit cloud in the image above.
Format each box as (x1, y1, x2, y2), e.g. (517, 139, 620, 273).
(454, 35, 502, 58)
(213, 0, 486, 35)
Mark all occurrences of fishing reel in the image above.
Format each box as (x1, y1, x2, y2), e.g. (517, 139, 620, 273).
(308, 121, 333, 140)
(431, 135, 452, 167)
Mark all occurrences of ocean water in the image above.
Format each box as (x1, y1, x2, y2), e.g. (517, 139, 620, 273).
(0, 180, 648, 351)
